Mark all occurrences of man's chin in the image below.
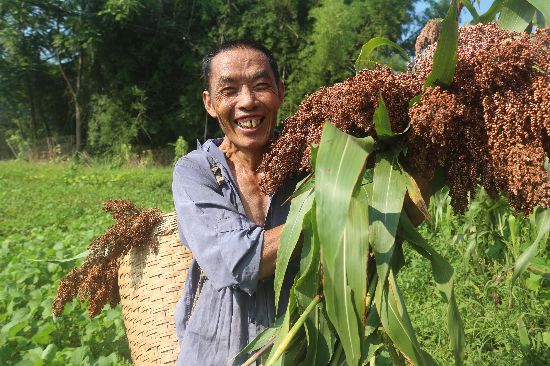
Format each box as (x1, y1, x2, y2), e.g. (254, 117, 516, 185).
(230, 135, 270, 152)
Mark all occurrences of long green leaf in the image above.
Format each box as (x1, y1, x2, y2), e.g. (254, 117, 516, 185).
(298, 302, 335, 366)
(355, 37, 409, 73)
(362, 297, 383, 365)
(511, 208, 550, 288)
(345, 197, 369, 325)
(266, 286, 297, 366)
(267, 295, 321, 366)
(375, 269, 435, 366)
(295, 207, 321, 311)
(297, 211, 335, 366)
(474, 0, 506, 23)
(398, 213, 465, 365)
(424, 0, 459, 87)
(526, 0, 550, 21)
(462, 0, 480, 21)
(370, 150, 407, 285)
(373, 94, 395, 140)
(235, 316, 283, 361)
(498, 0, 536, 32)
(315, 121, 373, 365)
(322, 196, 369, 366)
(364, 274, 380, 338)
(316, 122, 374, 254)
(275, 182, 314, 311)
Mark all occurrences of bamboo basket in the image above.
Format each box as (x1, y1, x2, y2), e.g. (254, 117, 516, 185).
(118, 211, 192, 365)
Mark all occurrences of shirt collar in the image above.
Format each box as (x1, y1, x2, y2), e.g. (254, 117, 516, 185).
(199, 138, 237, 186)
(198, 138, 276, 200)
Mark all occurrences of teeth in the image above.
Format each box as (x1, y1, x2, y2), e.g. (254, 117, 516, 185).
(237, 119, 261, 128)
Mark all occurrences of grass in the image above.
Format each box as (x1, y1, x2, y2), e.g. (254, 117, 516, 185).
(0, 160, 547, 365)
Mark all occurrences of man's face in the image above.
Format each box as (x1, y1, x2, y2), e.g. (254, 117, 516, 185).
(202, 47, 284, 152)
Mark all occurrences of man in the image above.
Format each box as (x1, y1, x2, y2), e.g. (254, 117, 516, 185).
(172, 40, 299, 366)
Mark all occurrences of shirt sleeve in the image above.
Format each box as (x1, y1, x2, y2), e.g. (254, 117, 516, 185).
(172, 154, 264, 296)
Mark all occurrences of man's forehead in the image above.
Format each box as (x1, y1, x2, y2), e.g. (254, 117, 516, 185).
(210, 48, 274, 82)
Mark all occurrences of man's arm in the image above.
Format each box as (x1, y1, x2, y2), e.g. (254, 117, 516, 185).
(259, 225, 283, 279)
(260, 225, 305, 279)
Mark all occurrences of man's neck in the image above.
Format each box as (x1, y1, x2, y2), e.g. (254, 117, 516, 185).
(219, 137, 263, 172)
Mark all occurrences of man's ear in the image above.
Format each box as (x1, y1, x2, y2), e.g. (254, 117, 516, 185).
(202, 90, 217, 118)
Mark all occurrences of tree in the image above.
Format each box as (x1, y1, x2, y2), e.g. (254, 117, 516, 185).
(283, 0, 415, 118)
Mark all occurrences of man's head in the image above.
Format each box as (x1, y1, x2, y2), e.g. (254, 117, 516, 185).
(202, 40, 284, 152)
(202, 39, 281, 92)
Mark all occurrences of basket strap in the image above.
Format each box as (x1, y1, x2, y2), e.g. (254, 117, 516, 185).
(190, 157, 222, 315)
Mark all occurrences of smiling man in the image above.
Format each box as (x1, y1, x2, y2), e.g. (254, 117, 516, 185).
(172, 40, 301, 366)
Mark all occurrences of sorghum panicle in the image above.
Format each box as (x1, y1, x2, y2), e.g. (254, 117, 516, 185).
(53, 200, 162, 318)
(261, 24, 549, 214)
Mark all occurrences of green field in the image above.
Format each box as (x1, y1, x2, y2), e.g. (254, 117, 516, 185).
(0, 161, 173, 365)
(0, 161, 548, 365)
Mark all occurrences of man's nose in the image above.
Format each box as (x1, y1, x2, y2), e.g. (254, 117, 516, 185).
(238, 86, 256, 110)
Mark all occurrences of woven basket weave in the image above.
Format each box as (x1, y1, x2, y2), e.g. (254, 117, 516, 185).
(118, 211, 192, 365)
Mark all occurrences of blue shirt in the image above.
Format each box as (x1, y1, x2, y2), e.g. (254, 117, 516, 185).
(172, 139, 299, 366)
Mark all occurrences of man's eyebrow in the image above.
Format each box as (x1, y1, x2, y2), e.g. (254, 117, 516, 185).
(217, 70, 271, 85)
(250, 70, 271, 81)
(218, 76, 237, 84)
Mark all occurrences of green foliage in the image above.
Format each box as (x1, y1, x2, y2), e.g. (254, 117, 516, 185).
(87, 86, 147, 156)
(281, 0, 414, 118)
(1, 0, 419, 154)
(6, 130, 30, 160)
(355, 37, 409, 73)
(246, 123, 548, 365)
(424, 0, 459, 88)
(172, 136, 189, 163)
(315, 123, 373, 365)
(274, 181, 314, 311)
(399, 188, 549, 365)
(0, 160, 173, 365)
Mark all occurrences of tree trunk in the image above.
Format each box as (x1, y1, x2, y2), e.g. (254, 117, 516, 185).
(24, 73, 38, 144)
(55, 47, 84, 152)
(75, 102, 82, 152)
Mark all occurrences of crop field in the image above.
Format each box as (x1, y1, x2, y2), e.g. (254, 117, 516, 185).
(0, 161, 173, 365)
(0, 160, 548, 365)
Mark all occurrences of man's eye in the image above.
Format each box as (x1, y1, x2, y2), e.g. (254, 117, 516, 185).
(220, 87, 236, 95)
(255, 83, 271, 90)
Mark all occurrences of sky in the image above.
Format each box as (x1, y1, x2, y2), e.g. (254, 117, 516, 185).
(414, 0, 493, 25)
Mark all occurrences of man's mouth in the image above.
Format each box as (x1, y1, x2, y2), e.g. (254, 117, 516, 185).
(235, 118, 264, 129)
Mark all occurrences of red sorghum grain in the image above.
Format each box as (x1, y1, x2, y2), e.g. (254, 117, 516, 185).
(260, 24, 549, 214)
(53, 200, 162, 318)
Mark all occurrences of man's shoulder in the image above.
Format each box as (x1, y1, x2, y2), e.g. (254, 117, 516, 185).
(174, 139, 223, 169)
(175, 149, 210, 169)
(173, 148, 218, 187)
